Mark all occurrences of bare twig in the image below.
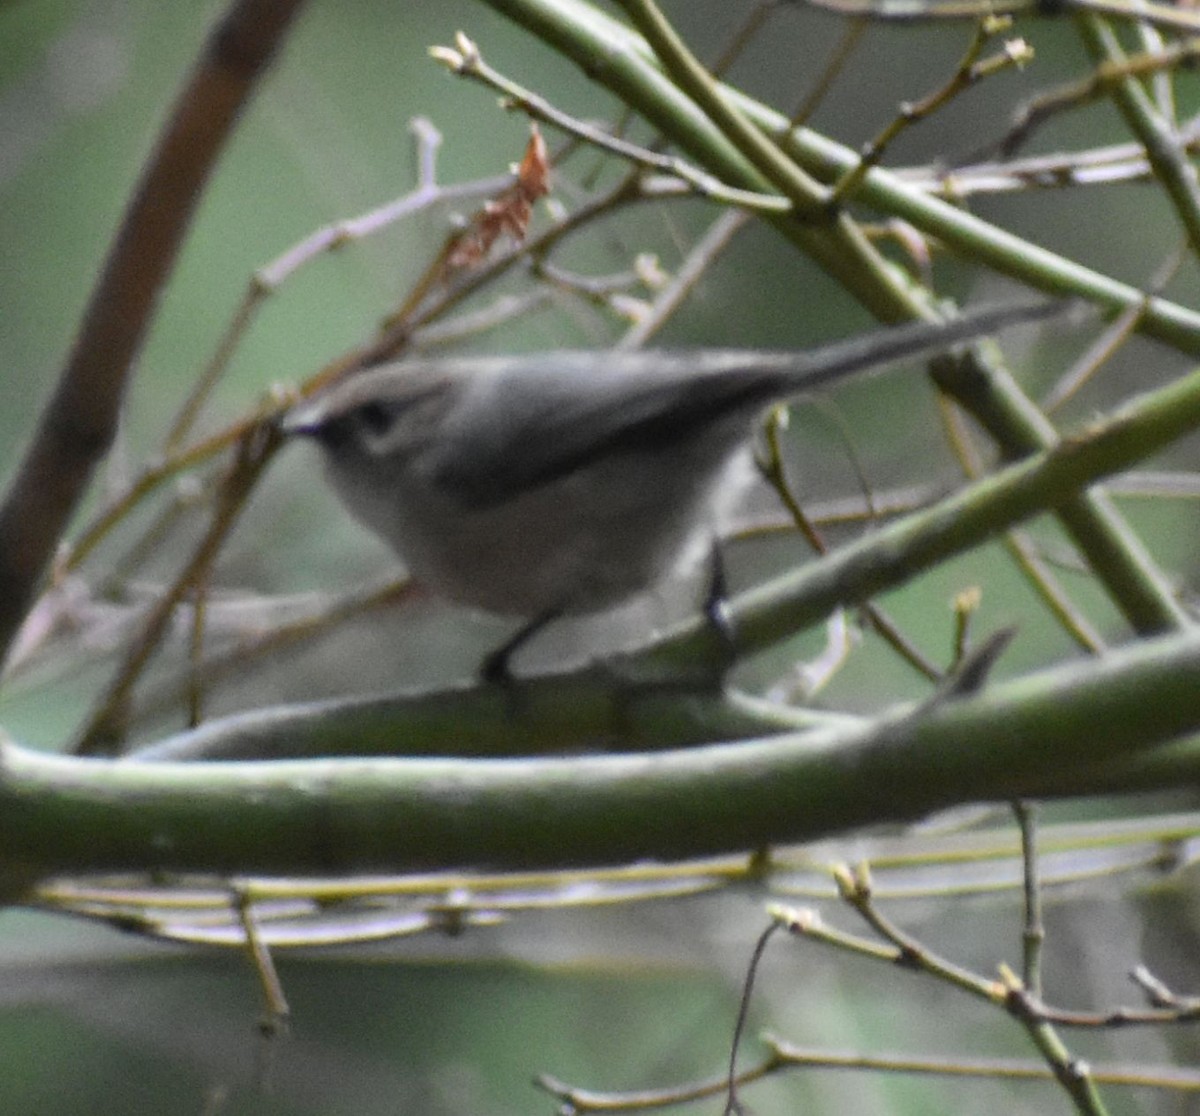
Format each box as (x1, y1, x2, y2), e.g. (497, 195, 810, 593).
(74, 422, 282, 755)
(430, 32, 792, 213)
(235, 887, 291, 1036)
(934, 393, 1107, 654)
(799, 0, 1200, 37)
(776, 860, 1200, 1057)
(980, 38, 1200, 160)
(789, 18, 868, 125)
(160, 117, 495, 452)
(1013, 800, 1046, 997)
(619, 207, 750, 348)
(765, 1038, 1200, 1091)
(900, 118, 1200, 197)
(756, 398, 943, 682)
(1043, 243, 1186, 414)
(725, 921, 782, 1116)
(778, 864, 1118, 1110)
(128, 579, 418, 729)
(830, 17, 1033, 204)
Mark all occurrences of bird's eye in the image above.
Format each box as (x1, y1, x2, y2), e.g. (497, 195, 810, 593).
(356, 401, 396, 436)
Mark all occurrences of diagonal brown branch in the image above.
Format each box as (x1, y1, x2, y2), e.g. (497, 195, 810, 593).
(0, 0, 306, 670)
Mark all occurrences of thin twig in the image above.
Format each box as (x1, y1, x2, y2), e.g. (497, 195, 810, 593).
(999, 966, 1111, 1115)
(1013, 800, 1045, 997)
(74, 423, 282, 755)
(63, 407, 280, 576)
(784, 865, 1114, 1112)
(979, 36, 1200, 160)
(765, 1037, 1200, 1091)
(830, 17, 1033, 205)
(235, 887, 291, 1036)
(903, 118, 1200, 197)
(725, 922, 781, 1116)
(757, 401, 943, 681)
(186, 568, 212, 729)
(1044, 242, 1186, 414)
(934, 393, 1107, 654)
(789, 18, 868, 125)
(950, 587, 980, 670)
(1076, 14, 1200, 261)
(619, 207, 751, 349)
(129, 579, 418, 729)
(430, 33, 791, 213)
(160, 118, 492, 452)
(799, 0, 1200, 37)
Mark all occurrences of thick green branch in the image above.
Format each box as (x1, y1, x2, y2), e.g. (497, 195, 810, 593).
(130, 674, 845, 762)
(3, 629, 1200, 880)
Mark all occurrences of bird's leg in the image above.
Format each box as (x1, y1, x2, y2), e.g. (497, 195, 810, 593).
(480, 610, 561, 684)
(703, 539, 738, 671)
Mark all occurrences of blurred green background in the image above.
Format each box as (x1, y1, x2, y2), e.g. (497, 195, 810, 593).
(3, 1, 1200, 1112)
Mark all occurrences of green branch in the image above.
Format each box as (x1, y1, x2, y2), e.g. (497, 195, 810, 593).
(479, 0, 1200, 349)
(4, 629, 1200, 880)
(1075, 13, 1200, 260)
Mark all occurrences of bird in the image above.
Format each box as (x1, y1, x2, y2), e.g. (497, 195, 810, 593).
(283, 298, 1062, 678)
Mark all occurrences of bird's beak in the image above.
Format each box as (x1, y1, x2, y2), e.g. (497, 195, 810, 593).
(279, 400, 326, 438)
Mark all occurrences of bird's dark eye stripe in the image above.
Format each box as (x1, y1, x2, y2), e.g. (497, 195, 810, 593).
(356, 401, 397, 434)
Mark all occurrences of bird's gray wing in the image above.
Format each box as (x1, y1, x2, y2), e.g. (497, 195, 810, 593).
(425, 351, 780, 510)
(419, 298, 1068, 508)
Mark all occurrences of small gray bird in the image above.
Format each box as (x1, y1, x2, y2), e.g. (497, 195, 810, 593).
(284, 299, 1060, 677)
